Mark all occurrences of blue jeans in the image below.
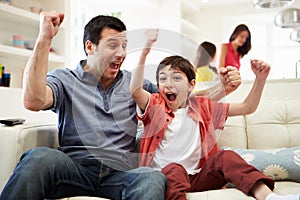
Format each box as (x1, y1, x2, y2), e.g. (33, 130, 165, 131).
(0, 147, 166, 200)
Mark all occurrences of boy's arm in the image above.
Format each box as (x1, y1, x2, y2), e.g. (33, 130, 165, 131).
(130, 29, 158, 111)
(193, 66, 241, 100)
(228, 59, 270, 116)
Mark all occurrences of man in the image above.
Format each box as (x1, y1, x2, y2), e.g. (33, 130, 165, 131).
(0, 11, 241, 200)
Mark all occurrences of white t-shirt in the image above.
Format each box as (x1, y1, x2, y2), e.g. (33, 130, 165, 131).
(150, 106, 202, 175)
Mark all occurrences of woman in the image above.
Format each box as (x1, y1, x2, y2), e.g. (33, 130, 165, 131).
(218, 24, 251, 71)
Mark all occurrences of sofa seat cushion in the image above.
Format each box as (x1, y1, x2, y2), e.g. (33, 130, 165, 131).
(60, 197, 109, 200)
(187, 182, 300, 200)
(60, 182, 300, 200)
(0, 123, 58, 192)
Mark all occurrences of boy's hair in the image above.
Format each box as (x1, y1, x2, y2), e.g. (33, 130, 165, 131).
(229, 24, 251, 58)
(156, 55, 196, 84)
(83, 15, 127, 55)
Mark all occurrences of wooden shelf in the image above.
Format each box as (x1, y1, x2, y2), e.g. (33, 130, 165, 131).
(0, 3, 66, 28)
(0, 3, 39, 26)
(0, 0, 68, 88)
(0, 44, 65, 64)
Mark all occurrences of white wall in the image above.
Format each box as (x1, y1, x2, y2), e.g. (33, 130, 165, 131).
(188, 1, 300, 44)
(187, 1, 300, 80)
(69, 0, 199, 83)
(70, 0, 162, 69)
(69, 0, 300, 81)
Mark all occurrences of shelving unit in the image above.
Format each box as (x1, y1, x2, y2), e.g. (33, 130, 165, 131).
(0, 44, 65, 64)
(180, 0, 201, 42)
(0, 3, 39, 22)
(0, 0, 69, 88)
(180, 18, 200, 35)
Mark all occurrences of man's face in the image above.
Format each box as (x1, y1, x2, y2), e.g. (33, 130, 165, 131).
(158, 65, 195, 111)
(87, 28, 127, 84)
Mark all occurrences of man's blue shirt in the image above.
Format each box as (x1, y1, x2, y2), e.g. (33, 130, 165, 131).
(46, 60, 157, 170)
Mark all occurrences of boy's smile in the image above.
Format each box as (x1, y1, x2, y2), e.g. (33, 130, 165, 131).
(166, 92, 177, 102)
(158, 65, 195, 111)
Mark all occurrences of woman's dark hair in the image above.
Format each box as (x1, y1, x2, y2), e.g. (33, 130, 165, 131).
(83, 15, 126, 55)
(194, 41, 218, 74)
(156, 55, 195, 84)
(229, 24, 251, 58)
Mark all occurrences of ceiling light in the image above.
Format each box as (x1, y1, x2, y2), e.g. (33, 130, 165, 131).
(252, 0, 294, 8)
(274, 8, 300, 28)
(290, 29, 300, 42)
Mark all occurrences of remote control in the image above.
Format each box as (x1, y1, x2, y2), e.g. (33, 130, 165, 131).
(0, 118, 25, 126)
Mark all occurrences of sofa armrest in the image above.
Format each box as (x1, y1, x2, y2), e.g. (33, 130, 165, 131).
(0, 123, 58, 192)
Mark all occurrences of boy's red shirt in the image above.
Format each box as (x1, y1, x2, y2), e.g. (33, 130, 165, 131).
(138, 93, 229, 168)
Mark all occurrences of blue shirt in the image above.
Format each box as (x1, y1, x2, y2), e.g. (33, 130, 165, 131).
(46, 60, 158, 170)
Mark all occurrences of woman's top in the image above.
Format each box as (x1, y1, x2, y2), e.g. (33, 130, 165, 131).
(224, 42, 240, 70)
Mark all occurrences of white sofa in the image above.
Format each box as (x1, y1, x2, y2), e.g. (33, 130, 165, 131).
(1, 79, 300, 199)
(0, 87, 58, 194)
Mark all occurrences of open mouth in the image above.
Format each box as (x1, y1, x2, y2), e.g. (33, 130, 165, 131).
(166, 93, 177, 101)
(109, 62, 119, 69)
(108, 62, 120, 73)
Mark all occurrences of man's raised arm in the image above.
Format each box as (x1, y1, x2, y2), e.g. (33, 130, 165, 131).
(22, 11, 64, 111)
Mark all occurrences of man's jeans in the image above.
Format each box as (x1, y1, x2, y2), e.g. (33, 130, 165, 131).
(0, 147, 166, 200)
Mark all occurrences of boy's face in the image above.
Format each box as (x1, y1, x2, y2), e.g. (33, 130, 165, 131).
(158, 65, 195, 111)
(86, 28, 127, 83)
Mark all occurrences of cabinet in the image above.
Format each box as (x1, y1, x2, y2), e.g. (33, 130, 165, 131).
(0, 0, 70, 88)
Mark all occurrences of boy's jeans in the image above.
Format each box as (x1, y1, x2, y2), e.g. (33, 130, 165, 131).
(0, 147, 166, 200)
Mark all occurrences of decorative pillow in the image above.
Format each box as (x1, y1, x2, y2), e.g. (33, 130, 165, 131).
(220, 146, 300, 182)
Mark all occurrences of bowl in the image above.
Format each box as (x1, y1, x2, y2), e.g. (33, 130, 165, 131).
(24, 40, 36, 50)
(30, 6, 42, 14)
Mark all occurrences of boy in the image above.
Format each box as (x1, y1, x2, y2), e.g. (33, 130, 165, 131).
(130, 29, 300, 200)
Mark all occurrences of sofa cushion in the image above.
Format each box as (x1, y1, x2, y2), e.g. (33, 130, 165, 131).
(221, 147, 300, 182)
(245, 100, 300, 149)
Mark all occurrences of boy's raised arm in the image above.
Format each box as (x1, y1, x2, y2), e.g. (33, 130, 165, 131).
(228, 59, 270, 116)
(130, 29, 159, 111)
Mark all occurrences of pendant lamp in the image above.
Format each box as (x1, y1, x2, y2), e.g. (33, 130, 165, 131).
(252, 0, 294, 8)
(274, 8, 300, 28)
(290, 29, 300, 42)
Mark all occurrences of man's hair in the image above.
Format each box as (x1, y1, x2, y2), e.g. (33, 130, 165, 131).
(156, 55, 196, 84)
(83, 15, 126, 55)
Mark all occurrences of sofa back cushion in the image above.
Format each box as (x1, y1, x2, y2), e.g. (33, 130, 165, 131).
(218, 99, 300, 149)
(0, 87, 57, 124)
